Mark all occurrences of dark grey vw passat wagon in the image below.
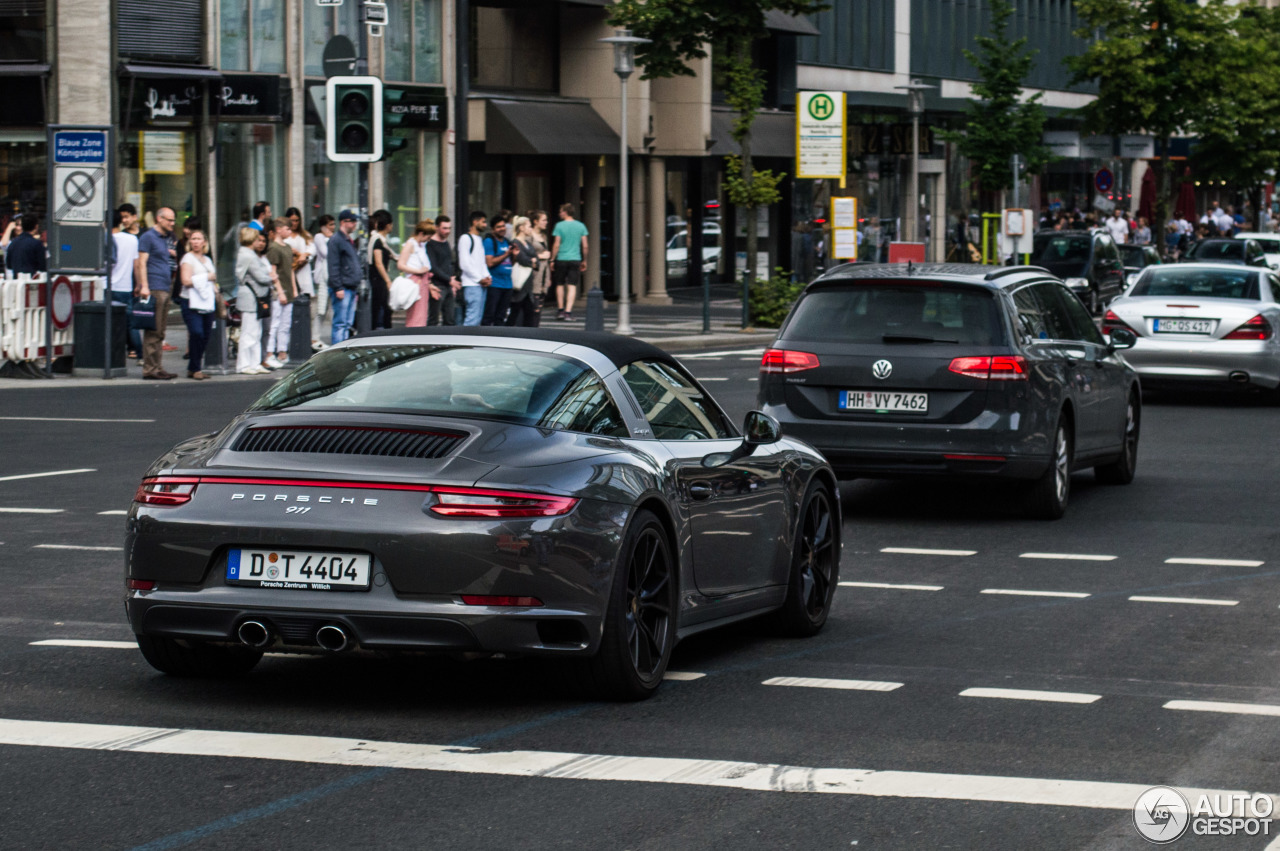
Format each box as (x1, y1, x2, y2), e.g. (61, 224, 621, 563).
(757, 264, 1141, 519)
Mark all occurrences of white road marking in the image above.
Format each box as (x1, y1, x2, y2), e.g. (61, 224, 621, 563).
(32, 544, 122, 552)
(0, 468, 96, 483)
(0, 508, 64, 514)
(30, 640, 135, 649)
(0, 417, 155, 423)
(1128, 595, 1239, 607)
(1165, 700, 1280, 718)
(1019, 552, 1117, 562)
(880, 547, 977, 557)
(678, 348, 766, 360)
(763, 677, 903, 692)
(1165, 557, 1264, 567)
(663, 671, 706, 682)
(981, 589, 1091, 599)
(0, 717, 1261, 811)
(960, 688, 1101, 705)
(840, 581, 945, 591)
(97, 510, 128, 516)
(696, 377, 730, 381)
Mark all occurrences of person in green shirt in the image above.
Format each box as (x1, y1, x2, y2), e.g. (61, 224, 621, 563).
(550, 202, 589, 321)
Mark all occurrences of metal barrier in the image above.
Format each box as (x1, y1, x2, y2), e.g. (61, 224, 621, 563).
(0, 274, 104, 367)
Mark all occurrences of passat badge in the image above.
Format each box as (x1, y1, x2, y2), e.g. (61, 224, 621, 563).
(872, 359, 893, 380)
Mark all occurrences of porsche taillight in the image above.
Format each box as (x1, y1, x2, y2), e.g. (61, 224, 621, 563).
(134, 477, 199, 506)
(429, 487, 579, 518)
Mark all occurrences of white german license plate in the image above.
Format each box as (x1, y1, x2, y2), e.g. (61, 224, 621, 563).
(1154, 318, 1214, 334)
(226, 548, 371, 591)
(840, 391, 929, 413)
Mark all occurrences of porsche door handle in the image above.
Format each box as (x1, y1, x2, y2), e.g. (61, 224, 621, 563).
(689, 483, 714, 501)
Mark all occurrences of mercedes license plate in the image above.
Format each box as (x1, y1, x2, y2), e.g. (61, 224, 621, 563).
(840, 391, 929, 413)
(1154, 318, 1214, 335)
(226, 548, 372, 591)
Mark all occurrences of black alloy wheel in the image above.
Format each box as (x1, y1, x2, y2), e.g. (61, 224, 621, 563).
(1096, 393, 1140, 484)
(772, 482, 839, 636)
(136, 635, 263, 677)
(581, 509, 675, 700)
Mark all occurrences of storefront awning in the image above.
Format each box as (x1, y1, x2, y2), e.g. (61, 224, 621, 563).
(119, 63, 222, 81)
(708, 110, 795, 159)
(485, 99, 620, 156)
(764, 10, 819, 36)
(0, 63, 50, 76)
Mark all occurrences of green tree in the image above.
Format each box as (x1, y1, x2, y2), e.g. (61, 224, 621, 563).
(1068, 0, 1229, 247)
(941, 0, 1053, 208)
(1191, 7, 1280, 232)
(609, 0, 825, 323)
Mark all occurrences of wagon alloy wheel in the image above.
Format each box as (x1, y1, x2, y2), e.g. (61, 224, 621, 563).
(1027, 420, 1072, 519)
(624, 527, 672, 678)
(798, 490, 835, 619)
(1053, 427, 1070, 503)
(1096, 394, 1140, 485)
(770, 482, 839, 636)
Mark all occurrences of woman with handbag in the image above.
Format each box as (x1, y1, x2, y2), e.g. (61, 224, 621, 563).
(506, 215, 541, 328)
(397, 220, 437, 328)
(367, 210, 395, 329)
(234, 228, 278, 375)
(177, 229, 218, 380)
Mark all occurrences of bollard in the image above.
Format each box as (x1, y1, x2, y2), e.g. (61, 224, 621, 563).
(354, 281, 372, 336)
(287, 294, 313, 365)
(584, 284, 605, 333)
(203, 315, 232, 376)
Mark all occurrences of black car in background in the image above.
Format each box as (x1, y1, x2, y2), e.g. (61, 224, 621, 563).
(1118, 243, 1161, 288)
(758, 264, 1141, 519)
(1030, 230, 1126, 313)
(1181, 238, 1269, 268)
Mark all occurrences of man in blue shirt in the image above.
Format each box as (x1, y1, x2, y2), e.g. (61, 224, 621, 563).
(481, 214, 516, 326)
(137, 207, 178, 379)
(328, 210, 362, 343)
(5, 214, 46, 276)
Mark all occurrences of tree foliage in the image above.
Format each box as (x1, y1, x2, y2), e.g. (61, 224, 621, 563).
(942, 0, 1053, 201)
(610, 0, 825, 316)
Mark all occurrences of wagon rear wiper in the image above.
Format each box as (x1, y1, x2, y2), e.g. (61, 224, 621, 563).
(882, 334, 959, 344)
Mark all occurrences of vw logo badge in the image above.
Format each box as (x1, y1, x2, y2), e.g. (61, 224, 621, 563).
(872, 359, 893, 380)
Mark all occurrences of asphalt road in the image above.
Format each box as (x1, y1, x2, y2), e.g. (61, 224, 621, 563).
(2, 353, 1280, 850)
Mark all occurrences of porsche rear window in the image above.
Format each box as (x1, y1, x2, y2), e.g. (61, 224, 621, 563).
(783, 284, 1003, 345)
(1129, 268, 1259, 300)
(250, 345, 629, 435)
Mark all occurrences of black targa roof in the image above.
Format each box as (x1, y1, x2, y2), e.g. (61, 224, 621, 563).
(357, 327, 681, 369)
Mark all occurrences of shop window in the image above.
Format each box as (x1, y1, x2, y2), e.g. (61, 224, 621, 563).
(386, 0, 442, 84)
(0, 134, 46, 222)
(0, 0, 44, 62)
(215, 123, 285, 282)
(304, 2, 361, 77)
(471, 3, 556, 92)
(221, 0, 286, 74)
(305, 126, 360, 223)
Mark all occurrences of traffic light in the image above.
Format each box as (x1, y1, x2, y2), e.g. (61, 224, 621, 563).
(325, 76, 382, 162)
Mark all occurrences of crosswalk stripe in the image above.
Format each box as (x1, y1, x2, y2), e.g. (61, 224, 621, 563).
(960, 688, 1101, 704)
(880, 547, 976, 557)
(29, 640, 135, 649)
(0, 717, 1258, 811)
(1164, 700, 1280, 717)
(763, 677, 902, 692)
(841, 581, 944, 591)
(1129, 596, 1239, 607)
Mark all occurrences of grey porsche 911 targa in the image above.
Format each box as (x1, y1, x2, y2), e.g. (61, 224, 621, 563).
(125, 328, 840, 699)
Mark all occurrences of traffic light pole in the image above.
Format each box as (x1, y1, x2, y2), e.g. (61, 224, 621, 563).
(354, 22, 372, 335)
(455, 0, 469, 224)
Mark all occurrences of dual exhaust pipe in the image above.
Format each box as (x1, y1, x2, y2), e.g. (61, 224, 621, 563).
(236, 620, 351, 653)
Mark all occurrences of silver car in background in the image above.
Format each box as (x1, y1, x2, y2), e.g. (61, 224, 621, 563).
(1104, 263, 1280, 391)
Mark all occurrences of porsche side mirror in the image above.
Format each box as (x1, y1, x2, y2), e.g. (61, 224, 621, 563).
(1109, 328, 1137, 351)
(743, 411, 781, 446)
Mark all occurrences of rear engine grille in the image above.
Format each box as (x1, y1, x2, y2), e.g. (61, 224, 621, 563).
(232, 426, 465, 459)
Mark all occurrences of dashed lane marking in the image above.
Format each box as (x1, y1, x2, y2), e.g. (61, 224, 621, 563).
(880, 547, 977, 557)
(840, 581, 945, 591)
(981, 589, 1092, 599)
(0, 508, 64, 514)
(98, 510, 128, 516)
(0, 417, 155, 423)
(32, 544, 122, 552)
(960, 688, 1101, 705)
(696, 377, 730, 381)
(0, 718, 1262, 811)
(763, 677, 903, 692)
(1165, 700, 1280, 718)
(1020, 553, 1117, 562)
(1129, 595, 1239, 607)
(1166, 558, 1265, 567)
(30, 640, 135, 649)
(663, 671, 706, 681)
(0, 468, 96, 483)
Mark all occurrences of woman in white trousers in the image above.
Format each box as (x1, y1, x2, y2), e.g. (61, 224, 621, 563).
(234, 228, 280, 374)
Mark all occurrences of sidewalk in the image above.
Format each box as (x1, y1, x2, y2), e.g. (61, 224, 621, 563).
(0, 291, 777, 388)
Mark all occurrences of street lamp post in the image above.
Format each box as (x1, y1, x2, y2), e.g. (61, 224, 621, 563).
(895, 79, 936, 246)
(599, 29, 649, 336)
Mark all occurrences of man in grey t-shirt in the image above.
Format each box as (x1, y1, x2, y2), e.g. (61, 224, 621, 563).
(137, 206, 178, 379)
